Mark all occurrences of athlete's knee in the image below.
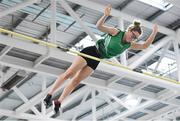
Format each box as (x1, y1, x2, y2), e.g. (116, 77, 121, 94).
(63, 69, 74, 80)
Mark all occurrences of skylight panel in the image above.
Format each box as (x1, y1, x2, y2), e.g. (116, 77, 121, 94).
(138, 0, 173, 11)
(148, 57, 177, 75)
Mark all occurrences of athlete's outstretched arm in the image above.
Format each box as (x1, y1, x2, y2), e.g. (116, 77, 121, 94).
(130, 24, 158, 50)
(96, 5, 118, 36)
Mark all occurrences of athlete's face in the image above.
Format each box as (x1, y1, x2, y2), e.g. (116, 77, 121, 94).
(126, 30, 140, 42)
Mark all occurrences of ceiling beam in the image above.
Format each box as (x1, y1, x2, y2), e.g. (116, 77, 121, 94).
(65, 0, 176, 36)
(70, 0, 134, 46)
(106, 0, 134, 22)
(146, 10, 164, 21)
(59, 0, 97, 42)
(0, 32, 178, 120)
(0, 0, 39, 18)
(1, 35, 179, 94)
(0, 109, 61, 121)
(0, 32, 177, 90)
(116, 0, 134, 10)
(39, 3, 81, 40)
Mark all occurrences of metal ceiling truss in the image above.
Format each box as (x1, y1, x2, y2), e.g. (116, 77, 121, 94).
(0, 0, 179, 120)
(0, 31, 179, 120)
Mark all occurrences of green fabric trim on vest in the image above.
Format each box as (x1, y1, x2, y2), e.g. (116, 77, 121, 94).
(96, 30, 131, 59)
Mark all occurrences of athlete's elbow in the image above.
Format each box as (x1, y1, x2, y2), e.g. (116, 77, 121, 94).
(142, 43, 149, 49)
(96, 24, 102, 30)
(96, 22, 104, 30)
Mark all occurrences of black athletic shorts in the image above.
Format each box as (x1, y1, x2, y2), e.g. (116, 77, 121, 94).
(80, 46, 101, 70)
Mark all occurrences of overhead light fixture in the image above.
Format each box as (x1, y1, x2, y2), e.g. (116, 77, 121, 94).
(124, 95, 141, 107)
(148, 57, 177, 75)
(138, 0, 173, 11)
